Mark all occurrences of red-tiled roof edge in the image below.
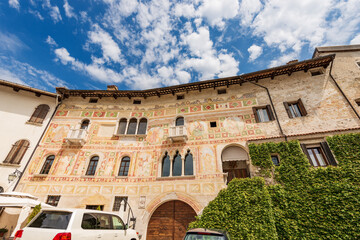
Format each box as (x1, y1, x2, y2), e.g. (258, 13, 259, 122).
(56, 54, 335, 98)
(248, 127, 360, 141)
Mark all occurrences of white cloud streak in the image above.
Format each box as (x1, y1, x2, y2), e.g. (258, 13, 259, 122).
(8, 0, 20, 10)
(63, 0, 76, 19)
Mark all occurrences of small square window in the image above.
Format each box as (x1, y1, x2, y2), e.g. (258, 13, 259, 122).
(355, 98, 360, 107)
(301, 142, 337, 167)
(89, 98, 98, 103)
(253, 105, 275, 123)
(217, 89, 227, 95)
(133, 100, 141, 104)
(210, 121, 217, 128)
(177, 95, 184, 100)
(46, 195, 61, 207)
(284, 99, 307, 118)
(310, 70, 323, 76)
(271, 155, 280, 166)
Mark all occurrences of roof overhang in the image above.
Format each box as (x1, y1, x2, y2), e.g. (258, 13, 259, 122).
(313, 44, 360, 58)
(57, 54, 335, 99)
(0, 79, 58, 98)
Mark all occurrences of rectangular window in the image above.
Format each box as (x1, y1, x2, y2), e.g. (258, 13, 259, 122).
(29, 211, 72, 230)
(86, 159, 98, 176)
(217, 89, 227, 94)
(86, 205, 104, 211)
(310, 69, 323, 76)
(253, 105, 275, 123)
(271, 155, 280, 166)
(177, 95, 184, 100)
(112, 196, 128, 211)
(46, 195, 61, 207)
(210, 121, 217, 128)
(300, 142, 337, 167)
(89, 98, 98, 103)
(133, 100, 141, 104)
(283, 99, 307, 118)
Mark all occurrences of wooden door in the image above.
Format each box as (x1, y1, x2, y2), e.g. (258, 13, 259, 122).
(147, 200, 197, 240)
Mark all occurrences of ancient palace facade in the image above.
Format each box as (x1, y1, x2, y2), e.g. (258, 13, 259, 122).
(15, 45, 360, 239)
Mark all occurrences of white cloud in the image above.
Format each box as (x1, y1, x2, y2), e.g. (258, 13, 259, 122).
(198, 0, 239, 28)
(54, 47, 76, 64)
(238, 0, 262, 25)
(269, 52, 298, 68)
(63, 0, 76, 19)
(88, 25, 122, 63)
(9, 0, 20, 10)
(350, 34, 360, 45)
(0, 56, 68, 90)
(248, 44, 263, 62)
(43, 0, 62, 23)
(28, 10, 44, 20)
(46, 36, 58, 46)
(183, 27, 213, 57)
(0, 32, 27, 53)
(173, 3, 196, 18)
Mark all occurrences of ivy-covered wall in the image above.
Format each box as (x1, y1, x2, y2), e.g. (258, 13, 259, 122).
(189, 133, 360, 239)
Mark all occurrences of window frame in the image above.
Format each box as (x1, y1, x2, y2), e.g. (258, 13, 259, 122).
(217, 88, 227, 95)
(271, 155, 280, 166)
(209, 121, 217, 128)
(252, 105, 275, 123)
(40, 155, 55, 175)
(112, 196, 128, 212)
(118, 156, 130, 177)
(86, 156, 99, 176)
(355, 98, 360, 107)
(283, 99, 307, 118)
(300, 142, 337, 167)
(176, 94, 185, 100)
(46, 195, 61, 206)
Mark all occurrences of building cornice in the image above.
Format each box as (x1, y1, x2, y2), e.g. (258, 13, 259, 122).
(0, 79, 58, 98)
(56, 54, 335, 99)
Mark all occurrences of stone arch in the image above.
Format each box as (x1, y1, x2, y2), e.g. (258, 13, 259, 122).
(221, 144, 250, 184)
(146, 197, 198, 240)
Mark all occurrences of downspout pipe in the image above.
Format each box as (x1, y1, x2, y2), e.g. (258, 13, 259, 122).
(328, 60, 360, 120)
(245, 80, 288, 141)
(13, 96, 62, 191)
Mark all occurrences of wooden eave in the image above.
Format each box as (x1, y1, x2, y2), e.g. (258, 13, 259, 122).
(56, 54, 335, 99)
(0, 79, 58, 98)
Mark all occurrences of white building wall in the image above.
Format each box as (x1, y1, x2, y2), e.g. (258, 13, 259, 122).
(0, 85, 58, 192)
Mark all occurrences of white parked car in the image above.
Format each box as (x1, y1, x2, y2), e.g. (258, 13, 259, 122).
(14, 208, 139, 240)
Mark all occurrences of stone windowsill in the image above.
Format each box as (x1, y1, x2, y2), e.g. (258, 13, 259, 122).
(81, 175, 96, 179)
(115, 176, 129, 179)
(33, 174, 48, 177)
(0, 163, 21, 168)
(113, 134, 147, 138)
(26, 121, 43, 126)
(156, 175, 195, 181)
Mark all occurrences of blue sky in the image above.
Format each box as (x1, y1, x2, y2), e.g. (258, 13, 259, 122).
(0, 0, 359, 92)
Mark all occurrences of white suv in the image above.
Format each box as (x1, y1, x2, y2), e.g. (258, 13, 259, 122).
(14, 208, 139, 240)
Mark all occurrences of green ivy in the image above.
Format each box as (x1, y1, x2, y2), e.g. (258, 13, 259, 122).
(189, 133, 360, 239)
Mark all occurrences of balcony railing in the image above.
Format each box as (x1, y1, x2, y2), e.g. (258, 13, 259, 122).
(64, 129, 87, 145)
(168, 126, 187, 142)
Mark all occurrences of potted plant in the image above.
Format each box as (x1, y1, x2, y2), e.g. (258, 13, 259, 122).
(0, 227, 8, 237)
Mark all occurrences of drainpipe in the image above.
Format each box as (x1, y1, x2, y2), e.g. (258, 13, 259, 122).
(13, 96, 62, 191)
(328, 60, 360, 120)
(245, 80, 288, 141)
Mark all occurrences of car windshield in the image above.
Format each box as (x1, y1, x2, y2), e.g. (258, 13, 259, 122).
(28, 211, 72, 230)
(184, 233, 226, 240)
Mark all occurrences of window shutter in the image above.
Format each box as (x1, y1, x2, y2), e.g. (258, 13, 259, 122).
(300, 143, 312, 165)
(4, 143, 18, 163)
(297, 99, 307, 116)
(36, 105, 50, 123)
(252, 107, 259, 123)
(283, 102, 293, 118)
(266, 105, 275, 121)
(14, 140, 29, 164)
(29, 106, 41, 123)
(320, 142, 337, 166)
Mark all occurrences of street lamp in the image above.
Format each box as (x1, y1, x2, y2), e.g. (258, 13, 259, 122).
(8, 169, 22, 183)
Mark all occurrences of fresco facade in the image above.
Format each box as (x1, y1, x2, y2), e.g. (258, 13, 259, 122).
(16, 46, 360, 239)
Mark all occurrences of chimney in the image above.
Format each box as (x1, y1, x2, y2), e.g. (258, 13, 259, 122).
(286, 60, 298, 65)
(107, 85, 118, 91)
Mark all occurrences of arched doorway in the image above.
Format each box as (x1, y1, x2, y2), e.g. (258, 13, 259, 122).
(222, 145, 250, 184)
(147, 200, 197, 240)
